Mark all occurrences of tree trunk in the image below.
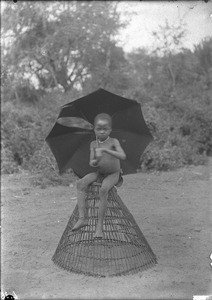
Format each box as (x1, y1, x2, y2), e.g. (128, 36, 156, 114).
(167, 60, 175, 91)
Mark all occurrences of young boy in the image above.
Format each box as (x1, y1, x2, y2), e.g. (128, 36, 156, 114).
(72, 113, 126, 238)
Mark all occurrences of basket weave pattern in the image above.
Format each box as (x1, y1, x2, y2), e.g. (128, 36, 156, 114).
(52, 183, 157, 277)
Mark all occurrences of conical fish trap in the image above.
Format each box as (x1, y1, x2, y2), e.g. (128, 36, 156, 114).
(52, 183, 157, 277)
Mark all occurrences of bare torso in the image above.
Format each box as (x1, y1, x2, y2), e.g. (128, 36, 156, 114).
(92, 138, 121, 175)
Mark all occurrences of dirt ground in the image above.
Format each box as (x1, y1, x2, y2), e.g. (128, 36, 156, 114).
(2, 159, 212, 299)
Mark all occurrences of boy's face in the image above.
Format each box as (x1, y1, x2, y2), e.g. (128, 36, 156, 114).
(94, 119, 112, 141)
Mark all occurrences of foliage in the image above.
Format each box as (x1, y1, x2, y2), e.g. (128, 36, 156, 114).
(28, 144, 77, 188)
(1, 4, 212, 186)
(1, 89, 81, 174)
(151, 19, 187, 92)
(2, 2, 126, 95)
(126, 36, 212, 171)
(152, 18, 187, 56)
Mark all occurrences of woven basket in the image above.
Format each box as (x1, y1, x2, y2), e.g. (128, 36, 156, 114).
(52, 182, 157, 277)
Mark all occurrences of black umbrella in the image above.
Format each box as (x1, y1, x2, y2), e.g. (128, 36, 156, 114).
(46, 88, 153, 178)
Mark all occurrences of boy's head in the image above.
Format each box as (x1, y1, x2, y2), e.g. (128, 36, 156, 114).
(94, 113, 112, 141)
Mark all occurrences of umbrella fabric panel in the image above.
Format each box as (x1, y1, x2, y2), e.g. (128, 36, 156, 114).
(112, 105, 152, 136)
(63, 135, 96, 178)
(58, 104, 89, 121)
(46, 125, 94, 174)
(59, 89, 138, 125)
(57, 117, 93, 130)
(46, 122, 92, 139)
(111, 131, 152, 175)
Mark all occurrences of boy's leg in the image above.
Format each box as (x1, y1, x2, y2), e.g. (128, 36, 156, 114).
(72, 172, 98, 231)
(94, 172, 120, 238)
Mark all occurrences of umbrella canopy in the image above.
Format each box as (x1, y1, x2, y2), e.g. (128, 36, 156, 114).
(46, 88, 153, 178)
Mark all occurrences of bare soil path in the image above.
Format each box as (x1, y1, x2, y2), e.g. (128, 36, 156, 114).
(2, 160, 212, 299)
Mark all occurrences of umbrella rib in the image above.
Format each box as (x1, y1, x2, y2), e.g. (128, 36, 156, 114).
(112, 129, 153, 140)
(59, 103, 93, 128)
(76, 108, 92, 126)
(60, 134, 93, 174)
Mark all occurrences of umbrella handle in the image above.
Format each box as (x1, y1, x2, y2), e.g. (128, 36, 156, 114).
(96, 135, 99, 147)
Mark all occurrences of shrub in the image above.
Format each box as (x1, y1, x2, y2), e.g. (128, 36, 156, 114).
(1, 141, 19, 174)
(28, 144, 77, 188)
(2, 42, 212, 184)
(1, 89, 81, 185)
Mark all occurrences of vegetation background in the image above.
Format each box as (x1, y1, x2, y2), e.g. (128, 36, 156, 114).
(1, 2, 212, 187)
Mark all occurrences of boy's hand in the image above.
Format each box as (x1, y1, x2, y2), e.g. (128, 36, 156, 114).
(95, 148, 105, 158)
(90, 159, 99, 167)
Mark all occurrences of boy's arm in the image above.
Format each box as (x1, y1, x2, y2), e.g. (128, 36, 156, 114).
(103, 139, 126, 160)
(89, 141, 99, 167)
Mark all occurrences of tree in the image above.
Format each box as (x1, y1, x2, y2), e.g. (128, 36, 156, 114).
(194, 37, 212, 88)
(1, 2, 125, 95)
(151, 19, 187, 92)
(82, 44, 130, 95)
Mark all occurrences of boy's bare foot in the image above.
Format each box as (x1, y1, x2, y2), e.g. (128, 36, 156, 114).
(72, 218, 88, 231)
(94, 228, 104, 239)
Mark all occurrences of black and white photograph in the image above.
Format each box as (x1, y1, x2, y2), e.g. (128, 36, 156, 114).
(1, 1, 212, 299)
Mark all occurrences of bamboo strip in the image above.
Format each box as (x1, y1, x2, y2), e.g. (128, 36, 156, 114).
(52, 182, 157, 277)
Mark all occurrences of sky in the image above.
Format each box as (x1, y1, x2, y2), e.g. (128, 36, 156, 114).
(117, 1, 212, 52)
